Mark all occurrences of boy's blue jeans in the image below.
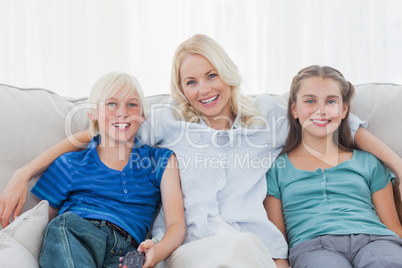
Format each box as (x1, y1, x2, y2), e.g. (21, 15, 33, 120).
(39, 212, 137, 268)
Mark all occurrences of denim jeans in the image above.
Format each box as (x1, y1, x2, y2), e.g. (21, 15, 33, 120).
(39, 212, 137, 268)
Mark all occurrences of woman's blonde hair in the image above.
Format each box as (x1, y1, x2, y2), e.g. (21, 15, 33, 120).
(170, 34, 259, 126)
(87, 71, 147, 137)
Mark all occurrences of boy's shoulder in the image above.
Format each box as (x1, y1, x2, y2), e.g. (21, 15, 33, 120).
(55, 147, 92, 167)
(135, 143, 173, 158)
(55, 136, 99, 165)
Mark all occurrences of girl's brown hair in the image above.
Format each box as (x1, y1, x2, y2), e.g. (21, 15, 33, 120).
(281, 65, 357, 155)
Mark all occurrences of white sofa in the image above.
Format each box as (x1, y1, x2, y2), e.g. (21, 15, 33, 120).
(0, 82, 401, 267)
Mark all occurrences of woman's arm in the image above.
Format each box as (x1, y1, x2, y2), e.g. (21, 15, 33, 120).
(355, 128, 402, 223)
(139, 154, 186, 267)
(0, 130, 91, 227)
(373, 182, 402, 237)
(355, 128, 402, 182)
(264, 195, 290, 267)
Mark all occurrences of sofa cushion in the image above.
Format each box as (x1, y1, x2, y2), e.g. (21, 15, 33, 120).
(352, 83, 402, 157)
(0, 200, 49, 267)
(0, 84, 89, 218)
(0, 82, 401, 221)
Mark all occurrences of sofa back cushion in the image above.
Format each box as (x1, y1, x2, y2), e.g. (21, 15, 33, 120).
(0, 82, 401, 224)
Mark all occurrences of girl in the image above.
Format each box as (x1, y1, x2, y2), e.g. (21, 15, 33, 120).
(265, 65, 402, 268)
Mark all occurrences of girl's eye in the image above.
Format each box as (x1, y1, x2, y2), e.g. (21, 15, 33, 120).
(107, 102, 116, 107)
(327, 100, 337, 104)
(306, 100, 315, 104)
(208, 73, 217, 79)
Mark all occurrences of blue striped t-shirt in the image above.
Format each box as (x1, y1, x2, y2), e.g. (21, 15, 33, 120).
(32, 135, 173, 245)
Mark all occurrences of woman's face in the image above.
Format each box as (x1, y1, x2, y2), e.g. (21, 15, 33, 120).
(180, 54, 233, 123)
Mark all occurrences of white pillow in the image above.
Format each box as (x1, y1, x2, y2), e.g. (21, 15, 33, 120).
(0, 200, 49, 267)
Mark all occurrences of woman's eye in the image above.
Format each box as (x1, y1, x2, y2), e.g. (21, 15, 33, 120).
(306, 100, 315, 104)
(208, 73, 217, 79)
(187, 80, 196, 86)
(128, 103, 137, 107)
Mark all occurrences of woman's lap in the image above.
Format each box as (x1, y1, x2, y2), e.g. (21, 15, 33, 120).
(160, 232, 276, 268)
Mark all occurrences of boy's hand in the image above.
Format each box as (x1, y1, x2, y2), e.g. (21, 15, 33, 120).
(0, 169, 29, 227)
(118, 239, 158, 268)
(138, 239, 158, 268)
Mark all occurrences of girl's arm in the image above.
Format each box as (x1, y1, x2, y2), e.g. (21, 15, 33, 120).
(264, 195, 290, 268)
(372, 182, 402, 237)
(138, 154, 186, 267)
(0, 130, 91, 227)
(264, 195, 287, 240)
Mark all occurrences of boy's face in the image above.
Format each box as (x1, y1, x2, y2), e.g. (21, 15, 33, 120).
(94, 88, 144, 146)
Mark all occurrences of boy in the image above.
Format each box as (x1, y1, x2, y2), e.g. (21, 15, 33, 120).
(31, 72, 186, 267)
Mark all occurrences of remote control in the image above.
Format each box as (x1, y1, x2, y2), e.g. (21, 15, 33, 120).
(121, 251, 145, 268)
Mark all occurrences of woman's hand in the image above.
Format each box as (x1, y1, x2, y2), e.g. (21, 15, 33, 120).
(0, 168, 30, 227)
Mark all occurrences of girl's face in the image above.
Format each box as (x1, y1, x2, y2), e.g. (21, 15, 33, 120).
(92, 88, 144, 146)
(291, 76, 348, 141)
(180, 54, 233, 123)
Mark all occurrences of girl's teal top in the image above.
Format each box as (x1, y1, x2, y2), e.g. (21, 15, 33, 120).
(267, 150, 396, 248)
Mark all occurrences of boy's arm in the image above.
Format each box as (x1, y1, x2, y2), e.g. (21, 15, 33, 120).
(48, 206, 59, 222)
(372, 182, 402, 237)
(264, 195, 290, 267)
(0, 130, 91, 227)
(138, 154, 186, 267)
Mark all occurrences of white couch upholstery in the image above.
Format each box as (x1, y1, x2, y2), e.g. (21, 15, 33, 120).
(0, 82, 401, 267)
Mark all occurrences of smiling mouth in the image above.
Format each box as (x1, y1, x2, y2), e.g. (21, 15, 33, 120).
(310, 119, 332, 126)
(199, 95, 219, 104)
(112, 123, 131, 129)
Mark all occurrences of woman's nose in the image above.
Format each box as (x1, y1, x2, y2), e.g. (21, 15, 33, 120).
(199, 81, 211, 95)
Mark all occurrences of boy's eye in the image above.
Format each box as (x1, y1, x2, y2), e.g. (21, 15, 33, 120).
(327, 100, 337, 104)
(305, 100, 315, 104)
(208, 73, 217, 79)
(106, 102, 117, 111)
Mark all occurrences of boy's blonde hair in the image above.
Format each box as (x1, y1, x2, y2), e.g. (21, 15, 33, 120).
(87, 71, 147, 137)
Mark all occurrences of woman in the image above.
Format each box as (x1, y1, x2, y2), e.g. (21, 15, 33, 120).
(1, 35, 402, 268)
